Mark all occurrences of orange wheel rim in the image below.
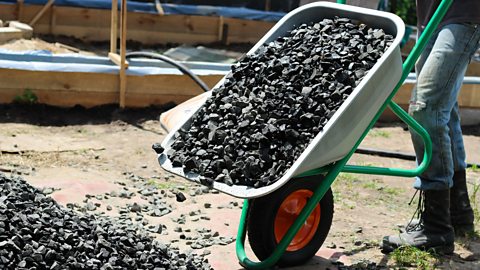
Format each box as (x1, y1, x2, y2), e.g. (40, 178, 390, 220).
(274, 189, 321, 252)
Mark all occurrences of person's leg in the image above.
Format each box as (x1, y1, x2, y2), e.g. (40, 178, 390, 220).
(405, 77, 475, 235)
(410, 23, 480, 190)
(449, 101, 475, 236)
(382, 23, 480, 253)
(449, 102, 467, 173)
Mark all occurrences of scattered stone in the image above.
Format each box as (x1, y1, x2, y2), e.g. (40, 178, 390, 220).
(0, 173, 212, 269)
(130, 202, 142, 212)
(86, 201, 97, 211)
(176, 192, 187, 202)
(326, 242, 337, 249)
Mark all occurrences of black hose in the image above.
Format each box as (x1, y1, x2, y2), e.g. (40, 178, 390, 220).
(355, 147, 480, 168)
(125, 51, 211, 93)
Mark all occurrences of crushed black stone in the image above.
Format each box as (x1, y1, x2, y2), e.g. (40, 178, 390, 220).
(0, 173, 211, 270)
(165, 17, 392, 188)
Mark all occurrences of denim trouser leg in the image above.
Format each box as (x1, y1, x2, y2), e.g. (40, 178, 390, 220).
(409, 23, 480, 190)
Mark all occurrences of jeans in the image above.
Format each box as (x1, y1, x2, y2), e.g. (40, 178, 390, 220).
(410, 23, 480, 190)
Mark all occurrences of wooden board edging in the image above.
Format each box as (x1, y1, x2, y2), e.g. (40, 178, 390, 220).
(0, 67, 223, 107)
(0, 3, 275, 45)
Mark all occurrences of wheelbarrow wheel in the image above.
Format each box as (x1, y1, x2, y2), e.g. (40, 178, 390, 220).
(247, 176, 334, 267)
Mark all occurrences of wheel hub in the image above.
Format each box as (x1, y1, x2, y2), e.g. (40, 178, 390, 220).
(274, 189, 321, 251)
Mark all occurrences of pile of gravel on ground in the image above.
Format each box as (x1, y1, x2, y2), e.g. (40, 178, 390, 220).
(164, 17, 393, 188)
(0, 173, 212, 270)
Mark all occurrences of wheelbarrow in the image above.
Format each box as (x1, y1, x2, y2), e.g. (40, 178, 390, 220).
(157, 0, 454, 268)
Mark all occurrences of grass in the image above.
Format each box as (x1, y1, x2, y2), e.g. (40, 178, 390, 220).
(147, 178, 184, 190)
(361, 179, 403, 197)
(13, 89, 38, 104)
(470, 179, 480, 225)
(381, 186, 403, 196)
(332, 173, 361, 208)
(362, 181, 377, 190)
(467, 164, 480, 173)
(369, 129, 391, 138)
(390, 246, 438, 270)
(336, 173, 358, 183)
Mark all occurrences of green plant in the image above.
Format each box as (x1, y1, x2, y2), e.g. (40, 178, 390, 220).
(390, 246, 438, 270)
(147, 179, 185, 191)
(382, 186, 402, 196)
(390, 0, 417, 26)
(468, 164, 480, 173)
(470, 180, 480, 225)
(362, 181, 378, 190)
(337, 173, 357, 182)
(13, 89, 38, 104)
(370, 129, 391, 138)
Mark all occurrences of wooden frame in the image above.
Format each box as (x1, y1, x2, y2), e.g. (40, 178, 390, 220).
(29, 0, 54, 26)
(0, 67, 224, 108)
(0, 3, 275, 45)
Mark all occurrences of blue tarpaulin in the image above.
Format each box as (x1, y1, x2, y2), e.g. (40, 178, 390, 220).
(0, 50, 231, 76)
(0, 0, 285, 22)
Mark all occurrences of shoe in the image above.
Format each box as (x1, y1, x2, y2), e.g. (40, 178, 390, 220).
(381, 189, 455, 254)
(450, 170, 475, 236)
(404, 171, 475, 237)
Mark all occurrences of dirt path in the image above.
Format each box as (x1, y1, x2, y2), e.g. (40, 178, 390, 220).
(1, 104, 480, 269)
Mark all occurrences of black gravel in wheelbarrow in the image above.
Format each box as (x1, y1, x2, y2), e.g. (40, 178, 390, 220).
(0, 173, 212, 270)
(166, 17, 393, 188)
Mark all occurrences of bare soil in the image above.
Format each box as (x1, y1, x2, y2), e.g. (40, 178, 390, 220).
(0, 35, 252, 57)
(1, 104, 480, 270)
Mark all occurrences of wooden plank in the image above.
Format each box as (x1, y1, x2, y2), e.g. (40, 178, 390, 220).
(124, 93, 197, 108)
(0, 69, 118, 93)
(217, 16, 224, 42)
(16, 4, 54, 28)
(0, 4, 275, 45)
(16, 0, 24, 21)
(127, 74, 222, 95)
(108, 52, 129, 68)
(393, 83, 480, 108)
(0, 27, 24, 43)
(466, 61, 480, 77)
(110, 0, 118, 53)
(0, 67, 223, 108)
(29, 0, 55, 26)
(0, 5, 18, 21)
(128, 14, 218, 35)
(55, 42, 80, 52)
(154, 0, 165, 15)
(0, 88, 118, 107)
(118, 0, 127, 108)
(0, 68, 222, 96)
(50, 6, 56, 33)
(223, 17, 273, 43)
(33, 9, 220, 44)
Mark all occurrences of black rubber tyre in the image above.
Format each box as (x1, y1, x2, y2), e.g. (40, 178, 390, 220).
(247, 176, 334, 267)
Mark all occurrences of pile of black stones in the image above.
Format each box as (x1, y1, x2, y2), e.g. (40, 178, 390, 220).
(164, 17, 393, 187)
(0, 173, 212, 270)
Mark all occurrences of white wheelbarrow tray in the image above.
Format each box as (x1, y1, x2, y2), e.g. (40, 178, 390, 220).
(158, 1, 405, 199)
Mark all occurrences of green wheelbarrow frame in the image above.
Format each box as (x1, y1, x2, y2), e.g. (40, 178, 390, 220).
(236, 0, 454, 269)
